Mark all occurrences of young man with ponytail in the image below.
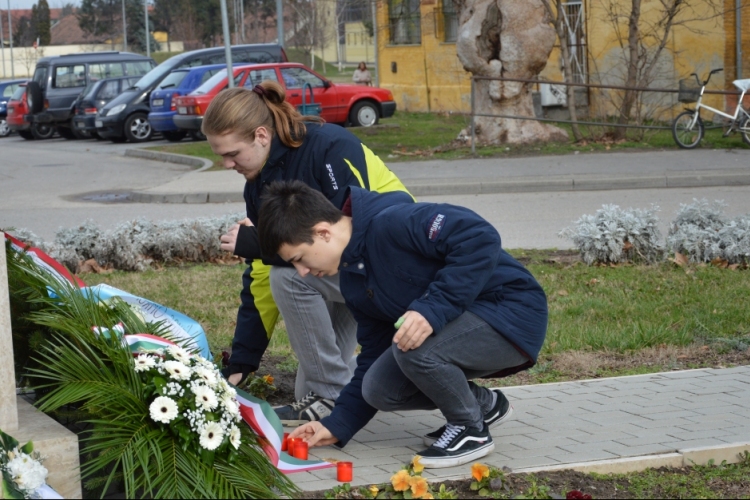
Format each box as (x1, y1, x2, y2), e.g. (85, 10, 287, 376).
(202, 82, 411, 425)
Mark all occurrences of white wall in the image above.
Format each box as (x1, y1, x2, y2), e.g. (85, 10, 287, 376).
(0, 42, 184, 78)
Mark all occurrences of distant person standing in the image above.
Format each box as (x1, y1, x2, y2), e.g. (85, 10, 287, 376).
(352, 62, 372, 86)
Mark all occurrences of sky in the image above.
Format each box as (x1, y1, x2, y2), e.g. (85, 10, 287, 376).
(4, 0, 80, 10)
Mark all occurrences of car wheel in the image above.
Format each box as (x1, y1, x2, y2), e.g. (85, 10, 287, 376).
(19, 130, 34, 140)
(124, 113, 153, 143)
(163, 130, 187, 142)
(0, 117, 10, 137)
(190, 130, 206, 141)
(56, 126, 78, 140)
(27, 82, 44, 114)
(31, 122, 54, 140)
(349, 101, 379, 127)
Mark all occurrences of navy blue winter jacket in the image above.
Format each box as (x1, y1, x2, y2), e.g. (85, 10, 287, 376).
(320, 187, 548, 446)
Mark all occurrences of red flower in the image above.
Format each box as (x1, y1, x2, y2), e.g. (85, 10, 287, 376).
(566, 491, 592, 500)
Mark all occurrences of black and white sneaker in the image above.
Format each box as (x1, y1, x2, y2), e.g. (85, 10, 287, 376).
(274, 391, 335, 426)
(423, 388, 513, 446)
(416, 423, 494, 468)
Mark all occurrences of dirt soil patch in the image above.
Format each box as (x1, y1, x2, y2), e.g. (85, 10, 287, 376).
(303, 464, 750, 499)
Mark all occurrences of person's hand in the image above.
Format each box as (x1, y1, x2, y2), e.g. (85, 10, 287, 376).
(289, 422, 339, 447)
(393, 310, 433, 351)
(228, 373, 243, 385)
(220, 218, 253, 253)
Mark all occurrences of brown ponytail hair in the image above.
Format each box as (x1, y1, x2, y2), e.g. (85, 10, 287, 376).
(202, 80, 322, 148)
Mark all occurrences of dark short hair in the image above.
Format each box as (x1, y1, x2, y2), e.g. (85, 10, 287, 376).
(259, 180, 344, 257)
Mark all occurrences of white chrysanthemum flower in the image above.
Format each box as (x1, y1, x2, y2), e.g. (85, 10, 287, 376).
(149, 396, 179, 424)
(134, 355, 158, 372)
(193, 385, 218, 411)
(199, 422, 224, 450)
(167, 345, 192, 364)
(221, 396, 240, 417)
(193, 366, 218, 386)
(163, 360, 191, 380)
(228, 425, 241, 450)
(6, 453, 48, 493)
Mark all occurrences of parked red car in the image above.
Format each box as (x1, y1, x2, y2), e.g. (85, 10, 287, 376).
(6, 84, 54, 140)
(173, 62, 395, 133)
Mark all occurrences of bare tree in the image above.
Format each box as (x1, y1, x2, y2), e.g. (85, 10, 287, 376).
(454, 0, 567, 145)
(540, 0, 583, 141)
(596, 0, 725, 140)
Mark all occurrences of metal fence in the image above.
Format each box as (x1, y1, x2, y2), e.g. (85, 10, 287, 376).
(469, 75, 743, 153)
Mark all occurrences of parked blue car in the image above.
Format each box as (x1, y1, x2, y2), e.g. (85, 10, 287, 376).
(148, 64, 234, 142)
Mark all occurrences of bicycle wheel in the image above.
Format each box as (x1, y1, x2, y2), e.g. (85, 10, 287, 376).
(740, 116, 750, 146)
(672, 111, 704, 149)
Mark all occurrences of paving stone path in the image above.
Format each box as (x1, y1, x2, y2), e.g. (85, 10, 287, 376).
(290, 366, 750, 491)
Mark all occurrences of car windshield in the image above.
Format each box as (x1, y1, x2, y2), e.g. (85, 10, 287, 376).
(81, 82, 98, 98)
(132, 53, 187, 90)
(192, 69, 229, 95)
(158, 70, 189, 89)
(11, 85, 25, 100)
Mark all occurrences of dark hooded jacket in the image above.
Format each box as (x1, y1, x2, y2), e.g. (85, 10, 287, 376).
(228, 123, 410, 376)
(319, 187, 548, 446)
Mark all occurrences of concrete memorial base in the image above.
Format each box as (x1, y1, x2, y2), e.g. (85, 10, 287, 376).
(0, 398, 82, 499)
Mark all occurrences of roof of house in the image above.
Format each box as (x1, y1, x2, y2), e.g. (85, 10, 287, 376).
(50, 13, 108, 45)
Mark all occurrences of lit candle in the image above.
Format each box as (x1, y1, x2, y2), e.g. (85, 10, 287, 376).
(337, 461, 353, 482)
(292, 440, 309, 460)
(281, 433, 290, 451)
(286, 437, 300, 454)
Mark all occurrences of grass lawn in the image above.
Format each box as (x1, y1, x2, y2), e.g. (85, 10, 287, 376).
(147, 111, 749, 170)
(81, 250, 750, 384)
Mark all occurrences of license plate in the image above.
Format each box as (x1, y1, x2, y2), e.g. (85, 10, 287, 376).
(178, 107, 187, 114)
(153, 99, 164, 107)
(95, 120, 103, 128)
(76, 121, 85, 128)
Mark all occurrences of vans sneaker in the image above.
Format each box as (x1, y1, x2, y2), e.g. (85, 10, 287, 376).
(416, 423, 494, 468)
(274, 391, 335, 426)
(423, 388, 513, 446)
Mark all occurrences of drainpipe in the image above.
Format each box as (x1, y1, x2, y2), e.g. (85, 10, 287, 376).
(737, 0, 742, 79)
(372, 0, 379, 87)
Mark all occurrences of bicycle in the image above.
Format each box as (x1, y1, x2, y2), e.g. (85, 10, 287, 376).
(671, 68, 750, 148)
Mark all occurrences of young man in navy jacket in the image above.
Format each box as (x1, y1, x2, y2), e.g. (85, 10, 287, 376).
(258, 181, 548, 468)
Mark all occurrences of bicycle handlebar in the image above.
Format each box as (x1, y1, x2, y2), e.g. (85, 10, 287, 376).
(694, 68, 724, 86)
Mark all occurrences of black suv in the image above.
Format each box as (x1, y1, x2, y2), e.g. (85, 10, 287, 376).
(72, 76, 142, 138)
(96, 44, 287, 143)
(25, 52, 156, 139)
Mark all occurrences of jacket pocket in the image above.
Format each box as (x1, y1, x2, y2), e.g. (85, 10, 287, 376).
(394, 266, 433, 289)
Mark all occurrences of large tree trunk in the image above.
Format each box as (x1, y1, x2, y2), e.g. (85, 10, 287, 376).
(456, 0, 567, 145)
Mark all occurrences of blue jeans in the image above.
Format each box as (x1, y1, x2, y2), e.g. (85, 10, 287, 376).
(361, 311, 528, 430)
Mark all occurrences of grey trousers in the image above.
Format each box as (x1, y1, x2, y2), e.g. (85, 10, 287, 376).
(361, 311, 528, 430)
(269, 266, 358, 401)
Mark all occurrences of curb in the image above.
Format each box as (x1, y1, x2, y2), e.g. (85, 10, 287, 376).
(124, 148, 214, 172)
(129, 171, 750, 203)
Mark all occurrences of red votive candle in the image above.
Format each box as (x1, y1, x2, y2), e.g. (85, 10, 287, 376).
(281, 433, 290, 451)
(292, 440, 309, 460)
(286, 437, 301, 455)
(337, 461, 353, 482)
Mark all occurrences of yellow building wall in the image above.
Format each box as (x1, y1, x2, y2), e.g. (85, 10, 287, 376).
(376, 0, 471, 112)
(377, 0, 732, 116)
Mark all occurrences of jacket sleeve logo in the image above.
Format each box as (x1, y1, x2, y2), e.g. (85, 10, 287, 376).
(326, 164, 339, 190)
(427, 214, 446, 241)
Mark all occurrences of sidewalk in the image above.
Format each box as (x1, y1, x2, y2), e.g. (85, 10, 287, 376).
(291, 366, 750, 492)
(126, 148, 750, 203)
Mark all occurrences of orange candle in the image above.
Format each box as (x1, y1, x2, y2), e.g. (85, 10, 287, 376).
(337, 461, 353, 482)
(281, 433, 290, 451)
(292, 440, 309, 460)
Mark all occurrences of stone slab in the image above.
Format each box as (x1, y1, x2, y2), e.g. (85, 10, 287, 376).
(11, 398, 81, 499)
